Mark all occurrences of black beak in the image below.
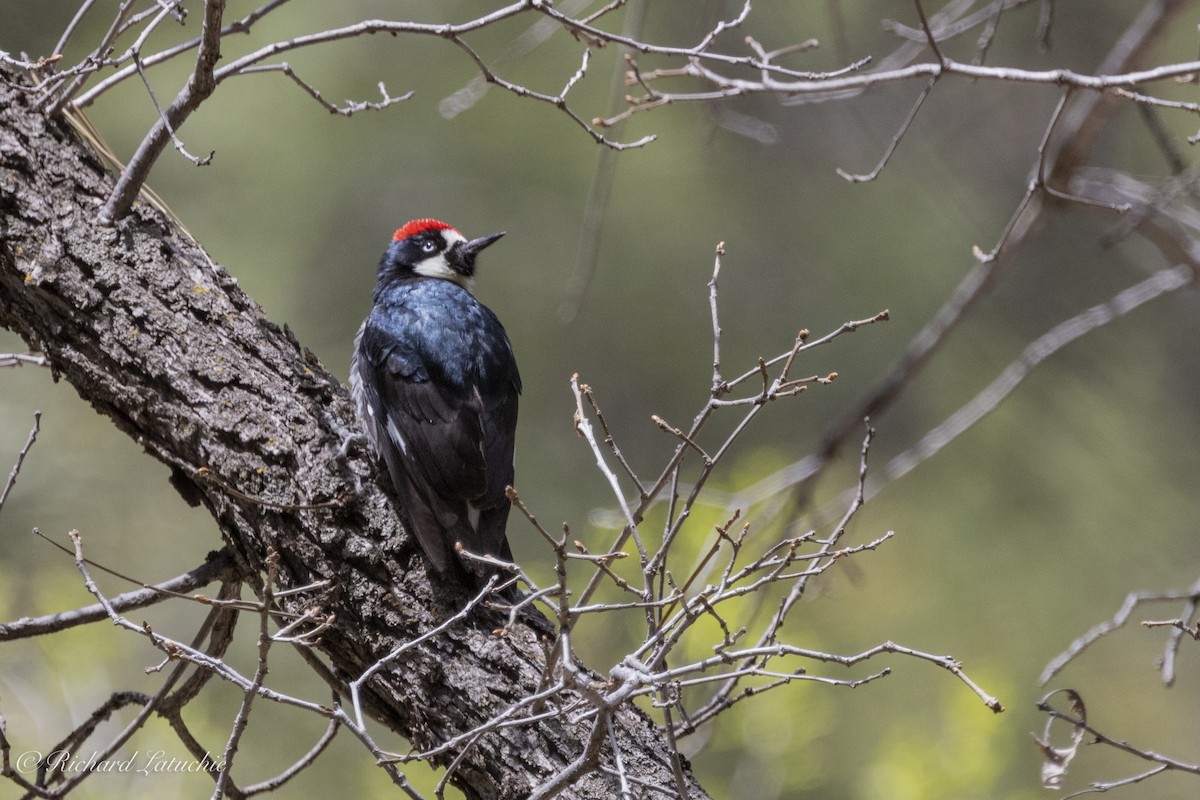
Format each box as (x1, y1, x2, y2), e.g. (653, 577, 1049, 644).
(451, 231, 505, 277)
(464, 231, 506, 256)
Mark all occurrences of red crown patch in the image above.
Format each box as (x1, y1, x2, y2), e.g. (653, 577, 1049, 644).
(393, 218, 457, 241)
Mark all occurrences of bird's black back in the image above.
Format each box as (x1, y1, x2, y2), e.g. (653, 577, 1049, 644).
(352, 276, 521, 579)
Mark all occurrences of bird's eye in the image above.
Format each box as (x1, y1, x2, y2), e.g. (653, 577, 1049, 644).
(421, 240, 438, 253)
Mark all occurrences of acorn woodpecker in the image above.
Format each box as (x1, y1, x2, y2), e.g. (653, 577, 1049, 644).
(351, 219, 521, 584)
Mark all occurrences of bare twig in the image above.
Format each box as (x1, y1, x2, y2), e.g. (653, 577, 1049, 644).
(1036, 690, 1200, 797)
(0, 547, 236, 642)
(836, 75, 937, 183)
(195, 466, 347, 510)
(51, 0, 101, 59)
(580, 384, 645, 496)
(213, 549, 281, 798)
(349, 577, 498, 730)
(68, 0, 293, 109)
(99, 0, 226, 223)
(0, 410, 40, 515)
(44, 0, 139, 114)
(238, 64, 413, 116)
(571, 374, 650, 574)
(1041, 577, 1200, 686)
(912, 0, 948, 64)
(67, 530, 331, 716)
(239, 717, 340, 796)
(0, 352, 49, 368)
(877, 263, 1194, 493)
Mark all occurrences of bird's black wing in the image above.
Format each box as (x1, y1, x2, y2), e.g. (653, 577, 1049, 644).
(355, 307, 518, 573)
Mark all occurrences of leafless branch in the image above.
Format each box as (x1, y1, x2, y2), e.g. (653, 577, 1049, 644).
(239, 716, 340, 797)
(50, 0, 101, 59)
(42, 0, 141, 114)
(11, 0, 1188, 228)
(836, 75, 937, 183)
(518, 247, 999, 770)
(349, 577, 499, 730)
(240, 65, 413, 116)
(1041, 577, 1200, 686)
(212, 549, 280, 798)
(68, 532, 327, 713)
(0, 547, 236, 642)
(64, 0, 292, 109)
(0, 530, 370, 798)
(98, 0, 225, 222)
(1036, 689, 1200, 797)
(0, 410, 39, 515)
(738, 0, 1190, 503)
(0, 352, 49, 368)
(875, 262, 1194, 493)
(8, 2, 1198, 795)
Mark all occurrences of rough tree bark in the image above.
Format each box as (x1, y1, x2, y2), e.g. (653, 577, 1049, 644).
(0, 64, 707, 800)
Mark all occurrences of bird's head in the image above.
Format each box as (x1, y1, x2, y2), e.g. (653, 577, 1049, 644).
(379, 218, 505, 291)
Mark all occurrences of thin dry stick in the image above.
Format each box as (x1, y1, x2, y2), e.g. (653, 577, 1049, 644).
(1040, 576, 1200, 686)
(0, 353, 49, 368)
(709, 242, 727, 391)
(581, 385, 645, 495)
(558, 0, 651, 322)
(1037, 700, 1200, 787)
(31, 528, 322, 619)
(682, 423, 878, 720)
(875, 263, 1194, 492)
(348, 577, 498, 729)
(99, 0, 227, 223)
(24, 532, 219, 798)
(836, 75, 937, 183)
(51, 0, 102, 58)
(571, 374, 650, 573)
(68, 530, 331, 716)
(213, 549, 281, 798)
(238, 64, 412, 115)
(238, 717, 340, 795)
(43, 0, 138, 114)
(0, 548, 235, 642)
(0, 411, 40, 514)
(68, 0, 293, 109)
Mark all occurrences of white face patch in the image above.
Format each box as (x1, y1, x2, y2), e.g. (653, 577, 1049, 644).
(412, 229, 474, 290)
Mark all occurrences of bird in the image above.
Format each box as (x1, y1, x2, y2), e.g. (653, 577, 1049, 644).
(350, 218, 521, 586)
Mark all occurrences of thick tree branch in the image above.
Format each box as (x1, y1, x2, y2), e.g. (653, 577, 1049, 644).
(0, 64, 706, 800)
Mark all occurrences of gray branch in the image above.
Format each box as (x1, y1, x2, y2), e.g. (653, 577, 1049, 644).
(0, 63, 707, 800)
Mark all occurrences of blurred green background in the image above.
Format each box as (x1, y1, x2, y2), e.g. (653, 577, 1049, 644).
(3, 2, 1200, 798)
